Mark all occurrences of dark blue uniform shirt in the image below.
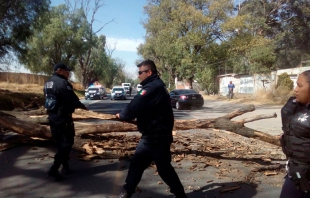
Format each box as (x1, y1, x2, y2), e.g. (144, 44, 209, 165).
(119, 74, 174, 139)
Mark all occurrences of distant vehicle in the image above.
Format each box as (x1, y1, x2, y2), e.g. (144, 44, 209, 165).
(169, 89, 204, 110)
(124, 87, 129, 94)
(122, 83, 131, 94)
(111, 86, 127, 100)
(137, 84, 142, 92)
(85, 86, 106, 100)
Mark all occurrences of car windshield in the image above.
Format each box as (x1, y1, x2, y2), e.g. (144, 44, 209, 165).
(113, 88, 124, 92)
(178, 90, 197, 94)
(88, 88, 98, 91)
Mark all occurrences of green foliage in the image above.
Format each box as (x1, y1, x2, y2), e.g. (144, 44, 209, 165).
(139, 0, 234, 87)
(237, 0, 310, 69)
(21, 5, 86, 74)
(19, 1, 126, 88)
(196, 66, 216, 94)
(277, 73, 293, 91)
(0, 0, 50, 62)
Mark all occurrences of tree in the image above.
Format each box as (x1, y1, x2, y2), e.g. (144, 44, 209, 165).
(0, 0, 50, 63)
(274, 0, 310, 68)
(68, 0, 115, 88)
(111, 58, 126, 86)
(140, 0, 234, 88)
(21, 5, 84, 74)
(235, 0, 310, 69)
(277, 72, 293, 91)
(219, 0, 280, 74)
(20, 0, 121, 88)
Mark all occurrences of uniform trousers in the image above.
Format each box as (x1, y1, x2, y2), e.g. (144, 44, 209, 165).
(123, 136, 186, 197)
(280, 176, 310, 198)
(48, 114, 75, 171)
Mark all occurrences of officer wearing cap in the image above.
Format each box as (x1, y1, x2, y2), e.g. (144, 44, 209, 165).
(116, 60, 187, 198)
(44, 63, 87, 181)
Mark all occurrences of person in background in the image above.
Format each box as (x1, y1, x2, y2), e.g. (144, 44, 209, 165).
(228, 81, 235, 93)
(44, 63, 87, 181)
(116, 60, 187, 198)
(129, 86, 132, 96)
(228, 81, 235, 99)
(279, 70, 310, 197)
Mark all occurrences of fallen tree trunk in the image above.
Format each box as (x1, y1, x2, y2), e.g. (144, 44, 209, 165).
(0, 104, 280, 146)
(2, 108, 119, 125)
(0, 114, 51, 139)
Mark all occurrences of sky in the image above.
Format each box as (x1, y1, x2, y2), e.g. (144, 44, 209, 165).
(51, 0, 148, 77)
(45, 0, 148, 77)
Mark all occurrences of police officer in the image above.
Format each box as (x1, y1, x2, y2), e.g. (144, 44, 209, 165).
(116, 60, 187, 198)
(280, 70, 310, 197)
(44, 63, 87, 181)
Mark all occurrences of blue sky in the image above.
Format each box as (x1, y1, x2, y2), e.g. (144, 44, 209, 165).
(51, 0, 148, 77)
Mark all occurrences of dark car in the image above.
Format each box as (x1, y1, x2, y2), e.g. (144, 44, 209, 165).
(111, 86, 127, 100)
(85, 87, 106, 100)
(170, 89, 204, 110)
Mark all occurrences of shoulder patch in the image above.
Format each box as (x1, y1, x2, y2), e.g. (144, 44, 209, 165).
(140, 89, 146, 95)
(46, 81, 53, 89)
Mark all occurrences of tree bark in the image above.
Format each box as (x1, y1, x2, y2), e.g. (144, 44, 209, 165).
(0, 114, 51, 139)
(0, 105, 280, 146)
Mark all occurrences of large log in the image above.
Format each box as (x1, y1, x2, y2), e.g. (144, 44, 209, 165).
(0, 114, 51, 139)
(0, 104, 280, 146)
(1, 108, 118, 125)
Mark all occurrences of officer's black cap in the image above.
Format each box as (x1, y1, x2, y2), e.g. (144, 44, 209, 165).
(54, 63, 71, 71)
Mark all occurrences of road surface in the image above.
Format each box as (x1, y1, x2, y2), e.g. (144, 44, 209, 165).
(0, 95, 285, 198)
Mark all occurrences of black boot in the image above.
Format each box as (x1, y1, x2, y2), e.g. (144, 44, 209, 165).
(118, 189, 132, 198)
(47, 168, 63, 181)
(61, 161, 71, 175)
(171, 189, 187, 198)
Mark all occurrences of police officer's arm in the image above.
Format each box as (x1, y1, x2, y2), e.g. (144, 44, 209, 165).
(58, 81, 87, 111)
(71, 90, 87, 110)
(118, 86, 155, 120)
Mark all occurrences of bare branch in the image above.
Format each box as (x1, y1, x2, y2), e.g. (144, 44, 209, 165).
(105, 40, 117, 57)
(236, 113, 277, 124)
(222, 104, 256, 120)
(93, 19, 116, 35)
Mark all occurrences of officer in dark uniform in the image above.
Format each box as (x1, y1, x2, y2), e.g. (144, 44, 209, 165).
(44, 63, 87, 181)
(280, 70, 310, 197)
(116, 60, 186, 198)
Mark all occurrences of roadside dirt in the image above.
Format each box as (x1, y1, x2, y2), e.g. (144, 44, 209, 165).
(202, 90, 293, 106)
(0, 82, 84, 111)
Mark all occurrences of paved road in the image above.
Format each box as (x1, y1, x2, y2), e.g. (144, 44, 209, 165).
(0, 97, 285, 198)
